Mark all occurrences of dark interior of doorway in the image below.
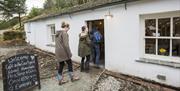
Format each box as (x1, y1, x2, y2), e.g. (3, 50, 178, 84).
(87, 19, 105, 67)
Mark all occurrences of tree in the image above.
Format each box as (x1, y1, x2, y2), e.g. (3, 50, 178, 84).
(0, 0, 6, 11)
(43, 0, 56, 10)
(11, 0, 27, 28)
(0, 0, 27, 28)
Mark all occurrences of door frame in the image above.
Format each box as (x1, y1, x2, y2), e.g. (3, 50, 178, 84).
(85, 19, 105, 68)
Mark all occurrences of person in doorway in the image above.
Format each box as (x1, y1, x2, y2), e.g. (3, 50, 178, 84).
(78, 26, 91, 72)
(91, 26, 102, 68)
(55, 22, 79, 85)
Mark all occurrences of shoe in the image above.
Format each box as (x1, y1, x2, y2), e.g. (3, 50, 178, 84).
(85, 70, 89, 73)
(80, 68, 85, 72)
(95, 65, 100, 69)
(59, 79, 68, 85)
(85, 68, 90, 73)
(71, 76, 80, 82)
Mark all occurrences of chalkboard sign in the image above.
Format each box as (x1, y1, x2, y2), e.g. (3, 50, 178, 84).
(2, 54, 41, 91)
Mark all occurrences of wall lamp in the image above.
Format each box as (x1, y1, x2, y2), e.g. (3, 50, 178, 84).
(105, 9, 113, 19)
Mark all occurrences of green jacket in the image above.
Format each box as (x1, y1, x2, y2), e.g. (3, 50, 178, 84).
(78, 34, 91, 57)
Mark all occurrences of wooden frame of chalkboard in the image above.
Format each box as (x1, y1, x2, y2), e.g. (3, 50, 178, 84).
(2, 54, 41, 91)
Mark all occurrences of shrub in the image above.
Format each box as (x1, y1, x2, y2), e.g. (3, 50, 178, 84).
(28, 7, 43, 19)
(3, 31, 25, 40)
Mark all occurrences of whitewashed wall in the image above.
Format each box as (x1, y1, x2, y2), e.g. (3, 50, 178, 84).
(24, 0, 180, 87)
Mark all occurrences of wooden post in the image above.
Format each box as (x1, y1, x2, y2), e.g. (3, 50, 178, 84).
(2, 60, 7, 91)
(35, 55, 41, 89)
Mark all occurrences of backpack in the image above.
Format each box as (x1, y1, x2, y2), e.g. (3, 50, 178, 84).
(93, 31, 102, 43)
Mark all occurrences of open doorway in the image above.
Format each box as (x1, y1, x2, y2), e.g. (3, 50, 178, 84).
(86, 19, 105, 67)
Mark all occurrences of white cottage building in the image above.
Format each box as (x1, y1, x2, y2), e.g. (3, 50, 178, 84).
(24, 0, 180, 88)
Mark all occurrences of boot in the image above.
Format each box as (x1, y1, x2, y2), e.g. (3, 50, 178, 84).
(68, 72, 80, 82)
(56, 73, 68, 85)
(80, 60, 85, 72)
(59, 78, 68, 85)
(80, 63, 84, 72)
(85, 61, 90, 73)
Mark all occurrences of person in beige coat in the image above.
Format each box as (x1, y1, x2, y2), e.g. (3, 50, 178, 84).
(55, 22, 79, 85)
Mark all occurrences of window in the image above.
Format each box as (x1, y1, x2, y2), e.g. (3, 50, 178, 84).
(145, 17, 180, 57)
(48, 24, 56, 43)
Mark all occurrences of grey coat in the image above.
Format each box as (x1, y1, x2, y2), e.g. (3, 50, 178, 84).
(55, 31, 72, 62)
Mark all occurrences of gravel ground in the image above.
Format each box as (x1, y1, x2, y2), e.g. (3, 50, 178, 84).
(0, 68, 102, 91)
(93, 73, 178, 91)
(0, 45, 103, 91)
(0, 45, 178, 91)
(0, 46, 80, 79)
(28, 68, 102, 91)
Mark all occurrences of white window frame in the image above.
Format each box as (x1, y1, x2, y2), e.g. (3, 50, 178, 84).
(47, 24, 56, 44)
(140, 11, 180, 63)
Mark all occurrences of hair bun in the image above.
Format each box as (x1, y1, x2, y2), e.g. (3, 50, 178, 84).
(61, 21, 66, 28)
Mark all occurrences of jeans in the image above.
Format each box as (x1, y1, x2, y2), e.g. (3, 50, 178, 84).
(81, 55, 90, 71)
(57, 59, 73, 80)
(93, 44, 100, 66)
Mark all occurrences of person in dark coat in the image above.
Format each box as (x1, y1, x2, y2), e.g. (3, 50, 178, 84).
(78, 26, 91, 72)
(55, 22, 79, 85)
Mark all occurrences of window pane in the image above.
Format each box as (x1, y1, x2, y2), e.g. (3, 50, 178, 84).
(49, 25, 55, 42)
(145, 39, 156, 54)
(173, 17, 180, 37)
(51, 26, 55, 34)
(52, 35, 55, 42)
(172, 39, 180, 57)
(158, 18, 170, 37)
(145, 19, 156, 36)
(158, 39, 170, 56)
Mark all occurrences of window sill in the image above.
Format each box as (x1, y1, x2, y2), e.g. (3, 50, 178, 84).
(136, 58, 180, 69)
(46, 44, 55, 47)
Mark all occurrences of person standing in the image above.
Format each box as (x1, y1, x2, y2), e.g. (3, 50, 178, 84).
(91, 26, 102, 68)
(78, 26, 91, 72)
(55, 22, 79, 85)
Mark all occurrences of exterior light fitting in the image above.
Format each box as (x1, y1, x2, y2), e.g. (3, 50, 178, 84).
(105, 9, 113, 19)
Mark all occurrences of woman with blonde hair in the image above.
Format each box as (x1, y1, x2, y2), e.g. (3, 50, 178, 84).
(55, 22, 79, 85)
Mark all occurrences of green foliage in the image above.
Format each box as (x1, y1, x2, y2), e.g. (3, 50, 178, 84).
(3, 31, 25, 40)
(1, 0, 27, 19)
(28, 7, 43, 19)
(0, 17, 19, 30)
(43, 0, 92, 13)
(43, 0, 55, 9)
(77, 0, 89, 5)
(0, 0, 27, 28)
